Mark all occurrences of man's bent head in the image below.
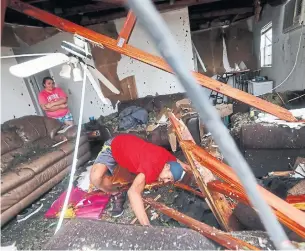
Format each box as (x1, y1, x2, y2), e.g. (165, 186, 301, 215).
(158, 161, 184, 183)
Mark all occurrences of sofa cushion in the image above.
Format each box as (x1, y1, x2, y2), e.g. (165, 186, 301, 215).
(1, 168, 35, 195)
(1, 148, 28, 174)
(3, 116, 47, 143)
(58, 135, 87, 155)
(1, 130, 24, 155)
(1, 168, 69, 226)
(1, 149, 91, 226)
(17, 150, 66, 174)
(1, 137, 59, 174)
(1, 155, 70, 212)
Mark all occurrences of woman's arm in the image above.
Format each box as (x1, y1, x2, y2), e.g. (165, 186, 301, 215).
(46, 97, 67, 108)
(41, 103, 67, 112)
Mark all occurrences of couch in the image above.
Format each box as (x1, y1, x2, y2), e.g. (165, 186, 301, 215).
(239, 123, 305, 177)
(1, 115, 91, 226)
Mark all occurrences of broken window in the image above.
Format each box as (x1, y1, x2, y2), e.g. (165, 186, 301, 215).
(260, 22, 272, 67)
(283, 0, 304, 33)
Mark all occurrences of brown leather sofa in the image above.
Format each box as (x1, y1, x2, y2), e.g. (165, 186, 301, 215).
(1, 115, 91, 226)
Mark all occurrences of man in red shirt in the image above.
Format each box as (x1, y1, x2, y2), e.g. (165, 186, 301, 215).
(38, 77, 74, 125)
(90, 134, 188, 225)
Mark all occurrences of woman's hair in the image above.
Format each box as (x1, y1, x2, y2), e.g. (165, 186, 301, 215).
(42, 77, 53, 86)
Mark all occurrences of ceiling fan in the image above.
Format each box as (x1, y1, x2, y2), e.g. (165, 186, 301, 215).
(9, 35, 120, 104)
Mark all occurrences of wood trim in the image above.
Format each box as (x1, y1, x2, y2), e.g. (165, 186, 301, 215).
(8, 0, 297, 122)
(168, 112, 241, 231)
(117, 10, 137, 47)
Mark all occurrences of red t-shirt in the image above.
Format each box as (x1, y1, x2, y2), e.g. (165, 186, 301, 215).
(38, 87, 69, 118)
(111, 134, 176, 184)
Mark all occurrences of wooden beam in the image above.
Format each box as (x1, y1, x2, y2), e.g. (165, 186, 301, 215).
(143, 198, 260, 250)
(117, 10, 136, 47)
(174, 182, 206, 199)
(181, 140, 305, 236)
(207, 180, 305, 238)
(168, 112, 241, 231)
(8, 0, 297, 122)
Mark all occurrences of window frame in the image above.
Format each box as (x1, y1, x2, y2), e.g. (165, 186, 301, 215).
(260, 22, 273, 68)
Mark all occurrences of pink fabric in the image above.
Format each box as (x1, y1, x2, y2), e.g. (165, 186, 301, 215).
(38, 87, 70, 118)
(45, 187, 110, 220)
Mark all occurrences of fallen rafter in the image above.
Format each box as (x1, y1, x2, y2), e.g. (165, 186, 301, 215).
(182, 140, 305, 237)
(207, 180, 305, 238)
(168, 112, 241, 231)
(8, 0, 297, 122)
(143, 198, 260, 250)
(117, 10, 137, 47)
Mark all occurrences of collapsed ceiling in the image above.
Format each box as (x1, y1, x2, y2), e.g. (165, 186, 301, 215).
(4, 0, 257, 31)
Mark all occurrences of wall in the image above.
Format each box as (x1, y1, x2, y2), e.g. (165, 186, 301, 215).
(115, 8, 194, 97)
(15, 8, 194, 123)
(192, 20, 257, 77)
(1, 47, 37, 123)
(253, 4, 305, 92)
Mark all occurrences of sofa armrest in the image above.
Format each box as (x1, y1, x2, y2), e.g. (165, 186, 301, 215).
(43, 117, 62, 139)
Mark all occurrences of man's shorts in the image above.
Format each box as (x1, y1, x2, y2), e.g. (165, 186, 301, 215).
(94, 138, 117, 174)
(56, 112, 74, 123)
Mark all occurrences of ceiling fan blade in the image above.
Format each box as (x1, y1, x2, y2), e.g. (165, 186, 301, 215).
(88, 67, 120, 95)
(9, 53, 69, 78)
(80, 63, 110, 105)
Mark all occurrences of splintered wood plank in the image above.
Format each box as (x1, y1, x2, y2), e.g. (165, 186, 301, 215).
(182, 140, 305, 237)
(173, 182, 206, 199)
(168, 112, 241, 231)
(8, 0, 297, 122)
(143, 198, 260, 250)
(117, 10, 137, 47)
(207, 180, 305, 238)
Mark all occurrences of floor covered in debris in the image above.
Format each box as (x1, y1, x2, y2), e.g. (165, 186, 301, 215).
(2, 154, 304, 250)
(2, 93, 305, 250)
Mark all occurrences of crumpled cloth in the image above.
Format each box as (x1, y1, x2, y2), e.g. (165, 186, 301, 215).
(118, 106, 148, 130)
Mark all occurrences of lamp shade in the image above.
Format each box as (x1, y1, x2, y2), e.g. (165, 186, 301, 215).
(60, 64, 71, 79)
(73, 67, 83, 82)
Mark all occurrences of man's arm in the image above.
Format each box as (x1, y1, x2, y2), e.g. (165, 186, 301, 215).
(128, 173, 150, 226)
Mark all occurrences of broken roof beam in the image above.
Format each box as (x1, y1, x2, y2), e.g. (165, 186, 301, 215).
(181, 140, 305, 236)
(207, 180, 305, 238)
(8, 0, 297, 122)
(117, 10, 137, 47)
(143, 197, 260, 250)
(168, 112, 241, 231)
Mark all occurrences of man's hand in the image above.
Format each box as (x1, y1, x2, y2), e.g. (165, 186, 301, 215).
(177, 159, 191, 172)
(128, 173, 150, 226)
